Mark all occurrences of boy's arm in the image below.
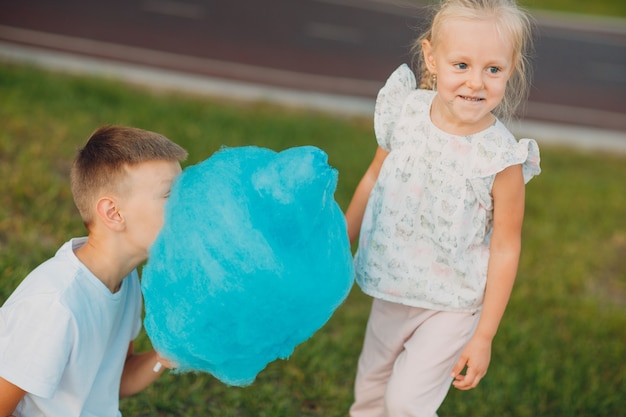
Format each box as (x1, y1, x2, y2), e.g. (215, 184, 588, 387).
(451, 164, 525, 390)
(119, 342, 174, 398)
(345, 146, 388, 244)
(0, 376, 26, 417)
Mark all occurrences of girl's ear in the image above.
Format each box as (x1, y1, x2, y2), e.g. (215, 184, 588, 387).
(422, 39, 437, 74)
(96, 196, 125, 231)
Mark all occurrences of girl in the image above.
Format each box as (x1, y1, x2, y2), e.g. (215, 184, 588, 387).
(346, 1, 541, 416)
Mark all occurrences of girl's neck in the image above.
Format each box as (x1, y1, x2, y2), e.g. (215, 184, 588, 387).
(429, 94, 496, 136)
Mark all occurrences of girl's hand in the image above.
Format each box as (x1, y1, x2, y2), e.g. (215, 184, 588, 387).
(450, 335, 492, 390)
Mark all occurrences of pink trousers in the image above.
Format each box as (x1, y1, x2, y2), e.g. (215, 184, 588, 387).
(350, 298, 480, 417)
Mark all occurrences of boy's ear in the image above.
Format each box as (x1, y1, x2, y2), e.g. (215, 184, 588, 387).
(422, 39, 436, 74)
(96, 197, 125, 231)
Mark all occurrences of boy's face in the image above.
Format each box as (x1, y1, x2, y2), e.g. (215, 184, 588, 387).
(118, 160, 182, 261)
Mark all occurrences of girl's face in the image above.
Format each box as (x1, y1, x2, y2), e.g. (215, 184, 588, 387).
(423, 17, 515, 135)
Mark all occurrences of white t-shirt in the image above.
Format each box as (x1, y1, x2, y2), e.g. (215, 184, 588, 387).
(354, 64, 541, 312)
(0, 237, 142, 417)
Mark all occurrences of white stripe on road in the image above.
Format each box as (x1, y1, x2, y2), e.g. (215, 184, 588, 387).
(0, 35, 624, 153)
(523, 102, 625, 130)
(0, 25, 380, 96)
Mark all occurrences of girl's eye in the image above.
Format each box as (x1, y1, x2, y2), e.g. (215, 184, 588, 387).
(488, 67, 501, 74)
(455, 63, 467, 70)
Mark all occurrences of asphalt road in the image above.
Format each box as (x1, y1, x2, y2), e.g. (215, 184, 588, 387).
(0, 0, 625, 131)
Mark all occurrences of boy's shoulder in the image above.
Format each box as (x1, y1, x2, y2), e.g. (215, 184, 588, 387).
(2, 238, 84, 306)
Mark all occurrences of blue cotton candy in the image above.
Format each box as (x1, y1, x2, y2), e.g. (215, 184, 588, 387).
(141, 145, 354, 386)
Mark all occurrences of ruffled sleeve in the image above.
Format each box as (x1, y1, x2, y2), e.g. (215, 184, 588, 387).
(518, 138, 541, 184)
(374, 64, 416, 151)
(469, 124, 541, 182)
(468, 125, 541, 210)
(495, 137, 541, 184)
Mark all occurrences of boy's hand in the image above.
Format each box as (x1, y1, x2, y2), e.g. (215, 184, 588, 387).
(450, 335, 492, 390)
(153, 352, 178, 372)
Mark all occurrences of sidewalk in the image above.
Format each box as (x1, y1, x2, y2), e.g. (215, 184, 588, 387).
(1, 40, 625, 154)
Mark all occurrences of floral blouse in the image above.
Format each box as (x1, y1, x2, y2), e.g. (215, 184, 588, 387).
(354, 64, 541, 312)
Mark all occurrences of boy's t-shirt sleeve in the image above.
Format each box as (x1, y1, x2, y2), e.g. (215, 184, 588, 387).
(0, 295, 74, 398)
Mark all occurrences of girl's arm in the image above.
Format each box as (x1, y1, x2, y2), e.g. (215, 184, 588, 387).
(345, 146, 389, 244)
(0, 377, 25, 417)
(451, 163, 525, 390)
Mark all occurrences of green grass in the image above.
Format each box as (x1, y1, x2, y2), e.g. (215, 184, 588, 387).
(416, 0, 626, 18)
(521, 0, 626, 18)
(1, 62, 625, 416)
(415, 0, 626, 18)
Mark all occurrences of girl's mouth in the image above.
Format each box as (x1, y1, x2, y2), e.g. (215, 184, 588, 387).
(459, 95, 484, 102)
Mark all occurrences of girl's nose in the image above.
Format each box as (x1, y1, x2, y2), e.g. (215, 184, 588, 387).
(466, 69, 484, 90)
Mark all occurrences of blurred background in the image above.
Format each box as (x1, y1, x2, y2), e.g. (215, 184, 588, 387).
(1, 1, 625, 416)
(0, 0, 625, 146)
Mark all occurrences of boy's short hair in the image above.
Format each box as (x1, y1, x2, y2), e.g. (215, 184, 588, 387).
(70, 125, 188, 226)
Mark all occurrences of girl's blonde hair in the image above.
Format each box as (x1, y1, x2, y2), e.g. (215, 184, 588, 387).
(411, 0, 534, 120)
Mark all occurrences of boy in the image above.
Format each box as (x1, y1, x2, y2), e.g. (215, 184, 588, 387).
(0, 125, 187, 416)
